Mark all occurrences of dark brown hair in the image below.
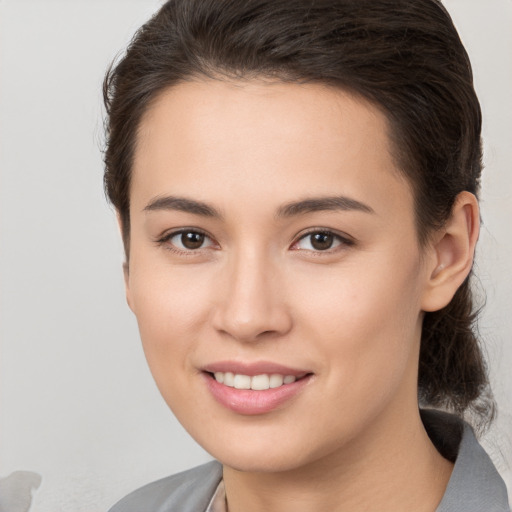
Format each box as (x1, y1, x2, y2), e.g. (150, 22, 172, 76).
(103, 0, 493, 426)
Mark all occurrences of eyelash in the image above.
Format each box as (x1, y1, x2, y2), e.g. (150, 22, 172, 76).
(155, 228, 216, 256)
(155, 228, 354, 255)
(291, 229, 355, 253)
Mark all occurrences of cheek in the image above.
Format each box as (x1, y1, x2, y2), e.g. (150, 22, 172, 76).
(128, 269, 216, 421)
(296, 253, 422, 330)
(128, 260, 214, 374)
(294, 251, 424, 393)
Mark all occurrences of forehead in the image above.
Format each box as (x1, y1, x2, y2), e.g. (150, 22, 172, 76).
(132, 79, 412, 219)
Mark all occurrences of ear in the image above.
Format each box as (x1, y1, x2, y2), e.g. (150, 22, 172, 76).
(116, 212, 134, 312)
(421, 191, 479, 312)
(122, 261, 132, 308)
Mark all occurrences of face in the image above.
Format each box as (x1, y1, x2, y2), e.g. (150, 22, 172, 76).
(126, 79, 434, 473)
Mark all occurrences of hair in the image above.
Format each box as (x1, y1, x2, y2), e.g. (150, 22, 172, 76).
(103, 0, 494, 426)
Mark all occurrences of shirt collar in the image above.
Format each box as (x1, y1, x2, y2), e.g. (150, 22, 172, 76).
(422, 409, 510, 511)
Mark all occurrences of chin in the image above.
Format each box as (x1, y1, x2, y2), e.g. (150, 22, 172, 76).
(216, 449, 309, 474)
(192, 426, 334, 475)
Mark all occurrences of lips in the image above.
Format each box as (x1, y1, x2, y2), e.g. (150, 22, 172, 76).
(202, 361, 313, 415)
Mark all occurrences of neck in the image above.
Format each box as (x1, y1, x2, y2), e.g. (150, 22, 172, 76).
(222, 405, 453, 512)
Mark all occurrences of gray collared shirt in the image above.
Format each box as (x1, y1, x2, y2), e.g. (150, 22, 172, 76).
(110, 410, 510, 512)
(423, 409, 510, 511)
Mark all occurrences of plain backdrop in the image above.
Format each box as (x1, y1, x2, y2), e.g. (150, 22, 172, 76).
(0, 1, 510, 510)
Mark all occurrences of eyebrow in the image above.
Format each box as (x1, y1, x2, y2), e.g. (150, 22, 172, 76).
(144, 196, 222, 218)
(143, 194, 374, 219)
(276, 196, 374, 218)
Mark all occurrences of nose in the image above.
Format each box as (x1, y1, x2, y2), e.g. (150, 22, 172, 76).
(212, 250, 293, 343)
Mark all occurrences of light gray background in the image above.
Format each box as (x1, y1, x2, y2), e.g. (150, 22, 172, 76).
(0, 1, 510, 511)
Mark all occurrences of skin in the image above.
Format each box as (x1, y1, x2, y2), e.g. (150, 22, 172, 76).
(125, 79, 479, 511)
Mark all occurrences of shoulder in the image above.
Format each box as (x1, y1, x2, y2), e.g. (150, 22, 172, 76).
(421, 409, 510, 512)
(108, 460, 223, 512)
(439, 422, 510, 511)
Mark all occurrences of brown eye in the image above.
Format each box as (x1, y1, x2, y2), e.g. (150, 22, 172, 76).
(181, 231, 205, 249)
(310, 232, 334, 250)
(165, 230, 214, 251)
(293, 230, 349, 252)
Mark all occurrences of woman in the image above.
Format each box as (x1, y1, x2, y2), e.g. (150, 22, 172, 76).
(103, 0, 509, 510)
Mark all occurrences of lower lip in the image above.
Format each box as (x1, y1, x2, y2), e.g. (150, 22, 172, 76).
(203, 373, 312, 415)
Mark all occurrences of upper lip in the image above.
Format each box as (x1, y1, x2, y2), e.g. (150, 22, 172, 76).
(202, 360, 311, 377)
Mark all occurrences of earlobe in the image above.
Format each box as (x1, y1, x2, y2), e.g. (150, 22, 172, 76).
(421, 191, 479, 312)
(123, 261, 135, 312)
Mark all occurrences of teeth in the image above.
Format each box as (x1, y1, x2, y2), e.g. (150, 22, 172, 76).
(269, 374, 284, 388)
(251, 374, 269, 390)
(224, 372, 235, 387)
(212, 372, 298, 390)
(233, 374, 251, 389)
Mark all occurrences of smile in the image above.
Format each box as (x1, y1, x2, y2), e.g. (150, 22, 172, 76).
(212, 372, 300, 390)
(202, 364, 313, 415)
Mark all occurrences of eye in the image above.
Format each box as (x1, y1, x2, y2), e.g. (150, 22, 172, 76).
(160, 229, 215, 252)
(292, 230, 351, 252)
